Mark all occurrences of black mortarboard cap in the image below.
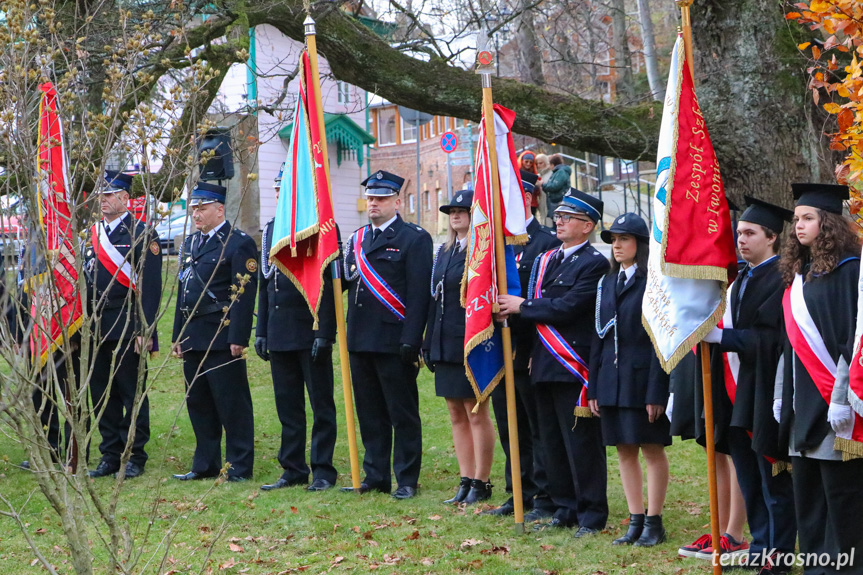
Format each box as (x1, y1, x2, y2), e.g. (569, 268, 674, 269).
(792, 182, 849, 215)
(740, 195, 793, 234)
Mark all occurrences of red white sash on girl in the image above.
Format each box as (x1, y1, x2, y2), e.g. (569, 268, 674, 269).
(533, 249, 591, 415)
(352, 226, 405, 321)
(783, 273, 863, 454)
(91, 221, 137, 289)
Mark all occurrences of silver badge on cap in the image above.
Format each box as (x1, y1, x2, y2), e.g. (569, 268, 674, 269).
(376, 171, 383, 179)
(456, 194, 463, 202)
(617, 216, 626, 224)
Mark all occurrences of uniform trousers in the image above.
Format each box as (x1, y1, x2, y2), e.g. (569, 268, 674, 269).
(792, 455, 863, 575)
(727, 426, 796, 557)
(490, 369, 554, 510)
(32, 351, 85, 462)
(534, 380, 608, 529)
(183, 350, 254, 478)
(349, 352, 422, 491)
(269, 349, 338, 484)
(90, 340, 149, 468)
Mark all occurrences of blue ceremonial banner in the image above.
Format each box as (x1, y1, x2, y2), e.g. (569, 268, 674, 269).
(464, 245, 521, 402)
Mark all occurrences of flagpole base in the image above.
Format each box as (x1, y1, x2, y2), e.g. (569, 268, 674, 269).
(340, 486, 363, 494)
(514, 522, 525, 535)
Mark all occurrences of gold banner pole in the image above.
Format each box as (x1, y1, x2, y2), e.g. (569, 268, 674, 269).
(479, 69, 524, 534)
(304, 16, 361, 490)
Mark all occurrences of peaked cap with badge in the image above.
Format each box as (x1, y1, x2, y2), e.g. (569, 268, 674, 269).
(439, 191, 473, 214)
(361, 170, 405, 197)
(556, 188, 604, 223)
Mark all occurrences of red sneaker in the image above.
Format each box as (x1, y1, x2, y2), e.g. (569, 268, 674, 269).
(695, 533, 749, 561)
(678, 534, 711, 558)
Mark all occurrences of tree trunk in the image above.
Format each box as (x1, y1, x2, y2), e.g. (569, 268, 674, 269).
(515, 6, 545, 87)
(691, 0, 824, 205)
(610, 0, 635, 101)
(637, 0, 662, 100)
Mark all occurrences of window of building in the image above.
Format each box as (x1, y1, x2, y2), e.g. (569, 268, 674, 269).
(427, 118, 435, 138)
(408, 193, 416, 214)
(377, 107, 397, 146)
(444, 117, 452, 131)
(336, 81, 351, 103)
(401, 116, 418, 143)
(424, 190, 431, 211)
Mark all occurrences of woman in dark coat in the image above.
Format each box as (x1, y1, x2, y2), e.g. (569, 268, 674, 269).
(423, 192, 495, 505)
(588, 213, 670, 547)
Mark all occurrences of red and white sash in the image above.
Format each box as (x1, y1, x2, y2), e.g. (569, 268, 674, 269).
(91, 222, 137, 289)
(783, 273, 863, 453)
(352, 226, 405, 321)
(533, 249, 591, 414)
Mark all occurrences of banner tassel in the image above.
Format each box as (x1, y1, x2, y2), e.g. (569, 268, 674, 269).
(291, 246, 297, 257)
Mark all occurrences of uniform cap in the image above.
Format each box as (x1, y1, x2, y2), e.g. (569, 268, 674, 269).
(361, 170, 405, 196)
(555, 188, 603, 223)
(600, 212, 649, 243)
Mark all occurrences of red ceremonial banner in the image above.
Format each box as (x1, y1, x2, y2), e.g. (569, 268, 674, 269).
(661, 48, 737, 284)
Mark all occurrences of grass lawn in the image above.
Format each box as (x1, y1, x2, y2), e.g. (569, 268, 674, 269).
(0, 277, 767, 574)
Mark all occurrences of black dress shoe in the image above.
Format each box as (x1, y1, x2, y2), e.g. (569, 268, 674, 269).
(392, 486, 416, 499)
(613, 513, 644, 545)
(226, 475, 250, 483)
(633, 514, 666, 547)
(574, 526, 600, 538)
(523, 508, 555, 522)
(534, 517, 576, 530)
(463, 479, 493, 504)
(120, 462, 145, 479)
(172, 471, 217, 481)
(261, 478, 291, 491)
(89, 461, 120, 478)
(342, 482, 389, 494)
(481, 501, 515, 516)
(307, 478, 334, 491)
(443, 477, 471, 504)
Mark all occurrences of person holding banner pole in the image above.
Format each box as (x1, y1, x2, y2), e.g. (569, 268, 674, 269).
(777, 183, 863, 575)
(698, 198, 795, 572)
(424, 191, 495, 505)
(588, 213, 670, 547)
(498, 189, 610, 537)
(85, 170, 162, 480)
(487, 171, 560, 518)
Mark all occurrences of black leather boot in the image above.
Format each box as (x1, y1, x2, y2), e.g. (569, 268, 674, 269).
(612, 513, 644, 545)
(443, 477, 471, 504)
(634, 514, 666, 547)
(462, 479, 493, 504)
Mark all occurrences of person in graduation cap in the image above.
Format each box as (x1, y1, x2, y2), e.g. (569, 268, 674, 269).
(497, 188, 609, 538)
(255, 166, 338, 492)
(486, 170, 560, 518)
(171, 181, 258, 482)
(588, 212, 671, 547)
(423, 191, 496, 505)
(776, 183, 863, 575)
(342, 170, 433, 499)
(84, 170, 162, 479)
(699, 197, 796, 573)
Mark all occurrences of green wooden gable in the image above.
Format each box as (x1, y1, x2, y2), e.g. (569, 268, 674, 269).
(278, 113, 376, 167)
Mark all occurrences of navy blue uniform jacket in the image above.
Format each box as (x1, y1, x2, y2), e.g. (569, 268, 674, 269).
(520, 242, 609, 384)
(588, 270, 669, 407)
(172, 222, 258, 351)
(84, 213, 162, 341)
(256, 218, 337, 351)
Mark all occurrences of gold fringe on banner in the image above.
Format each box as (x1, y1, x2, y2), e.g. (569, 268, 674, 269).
(771, 460, 791, 476)
(835, 437, 863, 461)
(573, 406, 593, 419)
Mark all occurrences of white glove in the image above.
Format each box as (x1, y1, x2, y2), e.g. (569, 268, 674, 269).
(702, 327, 723, 344)
(665, 393, 674, 425)
(772, 399, 782, 423)
(827, 402, 854, 436)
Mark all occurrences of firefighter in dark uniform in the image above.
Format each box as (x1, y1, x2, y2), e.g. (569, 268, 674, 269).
(498, 189, 610, 537)
(255, 167, 338, 492)
(85, 170, 162, 479)
(486, 170, 561, 518)
(342, 170, 433, 499)
(171, 182, 258, 482)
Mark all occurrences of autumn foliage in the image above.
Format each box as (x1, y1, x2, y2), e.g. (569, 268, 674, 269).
(791, 1, 863, 216)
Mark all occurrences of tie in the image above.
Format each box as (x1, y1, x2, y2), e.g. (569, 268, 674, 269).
(372, 228, 382, 243)
(196, 233, 209, 255)
(735, 267, 753, 323)
(616, 271, 627, 295)
(546, 250, 564, 276)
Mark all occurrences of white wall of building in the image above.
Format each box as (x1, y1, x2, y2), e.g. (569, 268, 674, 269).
(215, 25, 371, 235)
